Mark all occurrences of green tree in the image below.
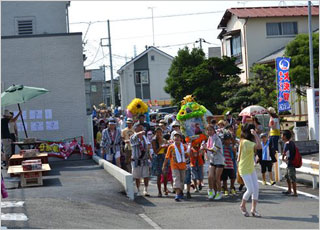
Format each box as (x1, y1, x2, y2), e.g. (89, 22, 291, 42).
(164, 47, 242, 114)
(284, 33, 319, 89)
(224, 64, 277, 113)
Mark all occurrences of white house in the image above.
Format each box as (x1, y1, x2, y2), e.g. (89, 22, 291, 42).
(1, 1, 89, 142)
(217, 5, 319, 83)
(117, 46, 173, 110)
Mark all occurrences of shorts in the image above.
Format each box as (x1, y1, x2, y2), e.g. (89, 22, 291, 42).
(106, 151, 121, 161)
(152, 154, 165, 176)
(2, 139, 12, 159)
(211, 164, 224, 168)
(132, 165, 150, 179)
(221, 168, 235, 180)
(184, 167, 191, 185)
(285, 167, 296, 183)
(260, 161, 273, 173)
(191, 165, 203, 181)
(172, 169, 186, 191)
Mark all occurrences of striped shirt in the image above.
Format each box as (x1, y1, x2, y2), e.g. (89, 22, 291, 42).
(223, 146, 234, 169)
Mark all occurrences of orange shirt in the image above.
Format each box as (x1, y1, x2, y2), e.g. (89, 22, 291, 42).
(190, 148, 204, 167)
(166, 143, 189, 170)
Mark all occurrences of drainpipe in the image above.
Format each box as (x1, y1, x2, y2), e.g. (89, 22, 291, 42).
(66, 1, 70, 33)
(243, 18, 249, 83)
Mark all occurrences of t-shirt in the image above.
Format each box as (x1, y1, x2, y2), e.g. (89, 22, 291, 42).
(238, 139, 256, 176)
(284, 141, 296, 168)
(190, 148, 204, 167)
(165, 143, 188, 170)
(223, 145, 234, 169)
(269, 117, 280, 136)
(1, 118, 11, 139)
(96, 131, 102, 144)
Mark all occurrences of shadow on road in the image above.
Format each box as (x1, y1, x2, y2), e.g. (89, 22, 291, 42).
(262, 214, 319, 223)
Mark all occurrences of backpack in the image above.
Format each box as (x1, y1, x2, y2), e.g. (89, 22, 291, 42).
(291, 145, 302, 168)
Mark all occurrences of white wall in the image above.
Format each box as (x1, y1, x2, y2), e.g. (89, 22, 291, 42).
(221, 15, 319, 83)
(1, 1, 68, 36)
(1, 33, 89, 142)
(221, 15, 247, 83)
(246, 16, 319, 77)
(120, 64, 136, 110)
(148, 50, 172, 101)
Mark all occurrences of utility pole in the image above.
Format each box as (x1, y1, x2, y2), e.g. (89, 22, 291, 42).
(196, 38, 206, 50)
(148, 7, 155, 46)
(308, 1, 314, 88)
(107, 20, 116, 107)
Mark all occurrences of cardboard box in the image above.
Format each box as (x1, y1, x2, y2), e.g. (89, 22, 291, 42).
(20, 149, 39, 158)
(22, 159, 42, 171)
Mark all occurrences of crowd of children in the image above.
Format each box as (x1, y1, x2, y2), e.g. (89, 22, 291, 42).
(91, 106, 298, 216)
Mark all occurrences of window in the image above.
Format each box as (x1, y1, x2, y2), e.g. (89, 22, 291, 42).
(91, 85, 97, 92)
(151, 55, 155, 61)
(135, 71, 148, 84)
(226, 34, 242, 64)
(15, 17, 35, 35)
(266, 22, 298, 36)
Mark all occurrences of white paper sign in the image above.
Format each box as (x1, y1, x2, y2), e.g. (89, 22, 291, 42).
(30, 122, 44, 131)
(45, 109, 52, 119)
(46, 121, 59, 131)
(13, 111, 27, 121)
(17, 122, 27, 132)
(29, 110, 42, 119)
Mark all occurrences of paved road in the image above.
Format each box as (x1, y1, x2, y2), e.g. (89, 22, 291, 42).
(1, 157, 319, 229)
(2, 159, 149, 229)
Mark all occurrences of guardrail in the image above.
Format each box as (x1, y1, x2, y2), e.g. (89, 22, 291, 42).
(92, 155, 134, 200)
(279, 158, 319, 189)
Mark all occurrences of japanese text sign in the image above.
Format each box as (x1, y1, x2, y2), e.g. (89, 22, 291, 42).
(276, 57, 291, 112)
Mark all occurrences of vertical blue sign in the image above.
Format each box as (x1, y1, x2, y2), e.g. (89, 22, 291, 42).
(276, 57, 291, 112)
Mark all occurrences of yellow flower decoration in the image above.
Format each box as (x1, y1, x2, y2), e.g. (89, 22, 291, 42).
(127, 98, 149, 115)
(181, 95, 195, 105)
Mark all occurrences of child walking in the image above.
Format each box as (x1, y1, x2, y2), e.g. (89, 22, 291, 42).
(221, 132, 237, 196)
(259, 133, 276, 186)
(203, 125, 224, 200)
(190, 143, 204, 193)
(163, 131, 191, 202)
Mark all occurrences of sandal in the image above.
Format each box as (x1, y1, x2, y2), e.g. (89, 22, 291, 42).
(282, 191, 291, 195)
(251, 211, 261, 217)
(240, 207, 249, 217)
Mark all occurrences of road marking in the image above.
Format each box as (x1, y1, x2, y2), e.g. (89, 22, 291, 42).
(139, 213, 161, 229)
(258, 180, 319, 200)
(1, 201, 24, 208)
(1, 213, 28, 221)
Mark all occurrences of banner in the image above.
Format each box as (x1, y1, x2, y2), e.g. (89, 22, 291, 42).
(276, 57, 291, 112)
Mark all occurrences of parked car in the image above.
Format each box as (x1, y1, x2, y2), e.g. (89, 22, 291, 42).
(157, 106, 178, 114)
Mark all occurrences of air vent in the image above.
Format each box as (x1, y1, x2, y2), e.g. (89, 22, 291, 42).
(17, 20, 33, 35)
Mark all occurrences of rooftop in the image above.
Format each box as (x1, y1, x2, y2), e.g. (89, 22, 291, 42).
(218, 5, 319, 28)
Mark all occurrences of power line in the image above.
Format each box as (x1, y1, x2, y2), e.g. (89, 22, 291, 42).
(112, 28, 219, 41)
(156, 42, 195, 48)
(70, 10, 224, 24)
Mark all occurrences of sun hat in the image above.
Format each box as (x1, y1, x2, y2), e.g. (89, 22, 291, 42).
(260, 133, 268, 138)
(267, 107, 276, 114)
(108, 118, 117, 125)
(217, 120, 225, 126)
(226, 111, 231, 116)
(126, 118, 133, 123)
(171, 120, 180, 127)
(171, 130, 182, 137)
(159, 119, 167, 124)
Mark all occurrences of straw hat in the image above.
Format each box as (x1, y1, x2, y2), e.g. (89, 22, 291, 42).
(267, 107, 276, 114)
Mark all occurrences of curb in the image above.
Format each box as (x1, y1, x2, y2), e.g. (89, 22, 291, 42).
(92, 155, 134, 200)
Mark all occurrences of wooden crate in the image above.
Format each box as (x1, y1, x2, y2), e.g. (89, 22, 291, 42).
(21, 172, 43, 187)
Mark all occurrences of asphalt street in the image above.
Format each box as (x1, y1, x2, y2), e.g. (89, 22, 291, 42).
(1, 158, 149, 229)
(1, 156, 319, 229)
